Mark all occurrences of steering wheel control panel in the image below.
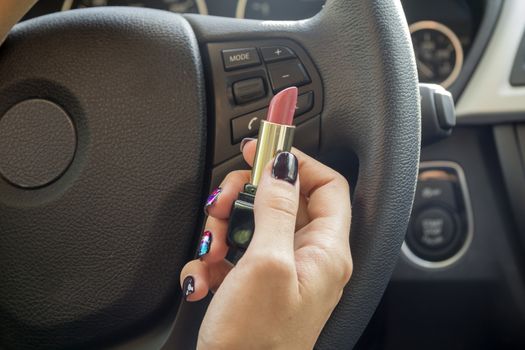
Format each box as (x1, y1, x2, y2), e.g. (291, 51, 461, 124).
(205, 40, 323, 165)
(402, 162, 473, 268)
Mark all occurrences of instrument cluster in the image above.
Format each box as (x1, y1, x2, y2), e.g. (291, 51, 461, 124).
(23, 0, 481, 89)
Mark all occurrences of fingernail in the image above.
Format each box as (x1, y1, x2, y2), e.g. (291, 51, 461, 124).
(197, 231, 212, 258)
(204, 187, 221, 215)
(240, 137, 255, 152)
(272, 152, 298, 185)
(182, 276, 195, 301)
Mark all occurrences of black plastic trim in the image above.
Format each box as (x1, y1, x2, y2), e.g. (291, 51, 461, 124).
(458, 112, 525, 125)
(493, 124, 525, 250)
(205, 39, 323, 165)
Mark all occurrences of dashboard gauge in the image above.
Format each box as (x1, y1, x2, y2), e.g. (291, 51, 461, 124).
(409, 20, 463, 89)
(66, 0, 208, 14)
(236, 0, 324, 20)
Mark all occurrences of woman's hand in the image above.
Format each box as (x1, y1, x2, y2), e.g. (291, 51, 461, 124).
(180, 140, 353, 350)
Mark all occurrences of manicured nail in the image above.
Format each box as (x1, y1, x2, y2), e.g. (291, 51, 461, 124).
(240, 137, 255, 152)
(204, 187, 221, 214)
(182, 276, 195, 301)
(272, 152, 298, 185)
(197, 231, 212, 258)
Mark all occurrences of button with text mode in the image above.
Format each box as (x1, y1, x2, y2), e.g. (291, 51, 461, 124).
(231, 108, 267, 143)
(260, 46, 296, 62)
(222, 48, 261, 71)
(267, 59, 311, 92)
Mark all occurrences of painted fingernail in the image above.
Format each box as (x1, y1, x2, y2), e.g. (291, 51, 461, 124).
(197, 231, 212, 258)
(204, 187, 221, 215)
(272, 152, 298, 185)
(182, 276, 195, 301)
(240, 137, 255, 152)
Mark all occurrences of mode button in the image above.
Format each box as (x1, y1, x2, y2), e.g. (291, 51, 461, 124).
(222, 48, 261, 71)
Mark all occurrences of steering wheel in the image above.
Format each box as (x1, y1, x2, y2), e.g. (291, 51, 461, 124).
(0, 0, 420, 348)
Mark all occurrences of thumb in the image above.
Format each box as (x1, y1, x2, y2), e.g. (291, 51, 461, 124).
(248, 152, 299, 256)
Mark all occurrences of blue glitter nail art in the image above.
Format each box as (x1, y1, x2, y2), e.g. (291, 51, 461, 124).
(197, 231, 212, 258)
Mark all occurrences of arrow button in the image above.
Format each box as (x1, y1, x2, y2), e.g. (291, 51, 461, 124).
(260, 46, 296, 62)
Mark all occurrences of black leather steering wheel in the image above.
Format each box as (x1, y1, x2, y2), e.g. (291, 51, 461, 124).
(0, 0, 420, 348)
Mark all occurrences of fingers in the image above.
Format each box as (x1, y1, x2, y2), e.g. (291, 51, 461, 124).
(180, 259, 233, 301)
(296, 195, 310, 231)
(204, 170, 250, 220)
(292, 155, 351, 287)
(180, 260, 209, 301)
(242, 140, 343, 199)
(0, 0, 36, 45)
(248, 152, 300, 258)
(242, 139, 351, 291)
(240, 138, 257, 165)
(207, 260, 234, 294)
(299, 156, 350, 225)
(243, 140, 350, 238)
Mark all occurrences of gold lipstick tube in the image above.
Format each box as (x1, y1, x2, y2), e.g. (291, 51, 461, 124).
(250, 120, 296, 186)
(226, 120, 296, 250)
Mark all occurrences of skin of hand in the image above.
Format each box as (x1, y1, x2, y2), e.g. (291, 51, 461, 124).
(181, 140, 353, 350)
(0, 0, 37, 45)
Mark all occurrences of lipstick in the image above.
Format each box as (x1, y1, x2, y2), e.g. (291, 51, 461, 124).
(227, 87, 298, 250)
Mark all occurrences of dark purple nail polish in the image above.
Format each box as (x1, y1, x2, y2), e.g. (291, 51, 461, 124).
(197, 231, 212, 258)
(182, 276, 195, 300)
(240, 137, 255, 152)
(204, 187, 221, 214)
(272, 152, 298, 185)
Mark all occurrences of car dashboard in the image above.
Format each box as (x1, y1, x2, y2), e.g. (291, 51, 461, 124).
(25, 0, 483, 93)
(17, 1, 525, 349)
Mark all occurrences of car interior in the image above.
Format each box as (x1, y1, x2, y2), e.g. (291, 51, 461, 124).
(1, 0, 525, 349)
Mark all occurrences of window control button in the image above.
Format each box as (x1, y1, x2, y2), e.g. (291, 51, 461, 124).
(231, 108, 267, 143)
(233, 78, 266, 105)
(260, 46, 296, 62)
(267, 59, 311, 92)
(222, 48, 261, 71)
(295, 91, 314, 117)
